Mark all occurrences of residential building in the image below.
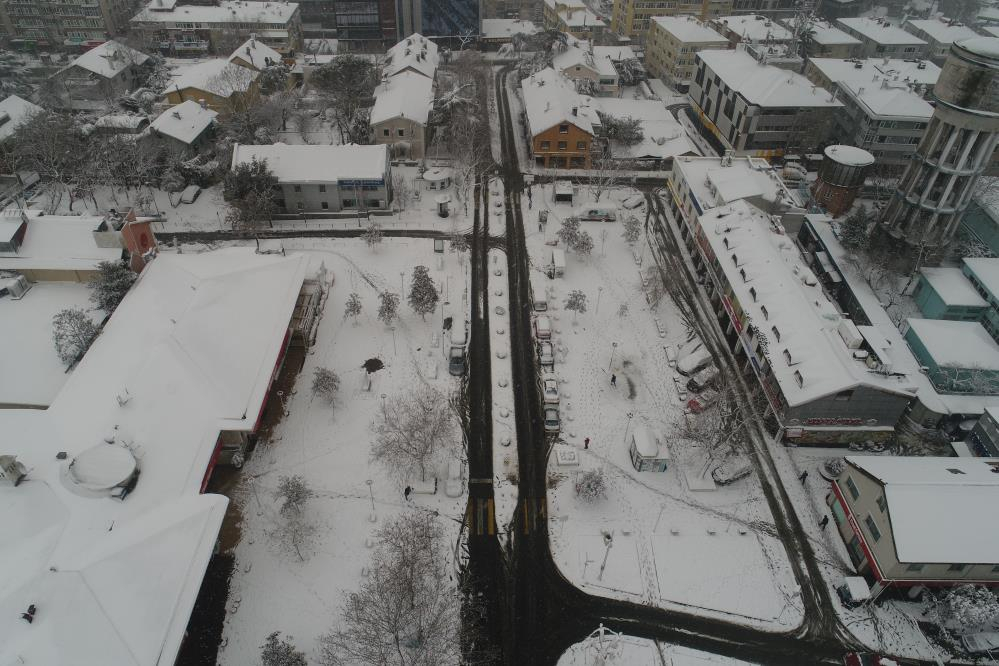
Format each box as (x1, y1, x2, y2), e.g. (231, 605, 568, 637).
(912, 267, 989, 321)
(903, 16, 980, 63)
(645, 16, 729, 91)
(369, 71, 433, 159)
(828, 456, 999, 590)
(228, 36, 284, 71)
(402, 0, 479, 38)
(0, 248, 314, 664)
(0, 211, 125, 281)
(904, 318, 999, 394)
(163, 59, 260, 113)
(729, 0, 798, 12)
(803, 57, 940, 97)
(688, 48, 843, 157)
(709, 14, 792, 47)
(47, 40, 151, 111)
(521, 67, 595, 169)
(963, 257, 999, 342)
(0, 94, 42, 147)
(230, 143, 392, 213)
(586, 96, 697, 167)
(553, 40, 622, 95)
(610, 0, 732, 45)
(147, 99, 218, 153)
(819, 0, 870, 22)
(793, 18, 862, 58)
(543, 0, 606, 39)
(968, 406, 999, 455)
(129, 0, 303, 56)
(0, 0, 136, 48)
(383, 33, 439, 79)
(837, 17, 928, 58)
(480, 18, 539, 47)
(961, 194, 999, 256)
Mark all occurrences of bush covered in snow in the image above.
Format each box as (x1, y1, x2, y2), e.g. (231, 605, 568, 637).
(52, 308, 98, 367)
(575, 469, 606, 501)
(89, 260, 136, 313)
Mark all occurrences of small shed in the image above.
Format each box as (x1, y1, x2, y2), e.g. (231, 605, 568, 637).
(554, 181, 574, 203)
(628, 425, 669, 472)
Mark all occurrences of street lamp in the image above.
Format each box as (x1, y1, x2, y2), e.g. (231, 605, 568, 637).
(399, 271, 405, 297)
(390, 326, 397, 355)
(595, 286, 603, 316)
(598, 532, 614, 581)
(366, 479, 376, 522)
(608, 341, 618, 371)
(380, 392, 387, 412)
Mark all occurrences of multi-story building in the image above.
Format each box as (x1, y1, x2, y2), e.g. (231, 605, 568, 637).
(48, 39, 151, 110)
(383, 33, 438, 78)
(903, 16, 980, 63)
(129, 0, 302, 56)
(792, 18, 861, 58)
(708, 14, 792, 47)
(369, 70, 433, 159)
(803, 57, 940, 97)
(688, 48, 842, 157)
(543, 0, 605, 39)
(521, 67, 595, 168)
(396, 0, 477, 39)
(645, 16, 729, 91)
(0, 0, 137, 49)
(164, 59, 260, 113)
(904, 318, 999, 394)
(837, 17, 928, 58)
(828, 456, 999, 592)
(610, 0, 731, 45)
(552, 40, 622, 95)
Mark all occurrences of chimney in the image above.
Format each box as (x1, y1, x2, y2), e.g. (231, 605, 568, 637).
(199, 98, 207, 109)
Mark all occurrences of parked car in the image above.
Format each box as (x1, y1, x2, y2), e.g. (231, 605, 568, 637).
(575, 207, 617, 222)
(534, 315, 552, 340)
(712, 458, 752, 485)
(622, 194, 644, 209)
(180, 184, 201, 204)
(686, 365, 719, 392)
(543, 377, 560, 404)
(544, 406, 560, 433)
(538, 341, 555, 367)
(963, 631, 999, 654)
(677, 344, 712, 376)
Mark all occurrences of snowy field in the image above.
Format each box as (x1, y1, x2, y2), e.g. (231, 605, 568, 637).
(528, 183, 803, 630)
(0, 281, 98, 407)
(557, 634, 759, 666)
(211, 237, 472, 664)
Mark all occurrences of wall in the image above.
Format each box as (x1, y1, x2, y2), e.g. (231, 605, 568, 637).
(371, 116, 426, 159)
(904, 325, 999, 394)
(532, 121, 592, 169)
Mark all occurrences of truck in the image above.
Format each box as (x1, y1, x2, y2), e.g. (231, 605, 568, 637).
(447, 307, 468, 376)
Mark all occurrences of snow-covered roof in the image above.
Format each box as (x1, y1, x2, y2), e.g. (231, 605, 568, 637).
(838, 17, 928, 45)
(586, 97, 695, 159)
(807, 57, 941, 88)
(697, 49, 844, 108)
(0, 248, 308, 666)
(674, 155, 801, 210)
(846, 456, 999, 564)
(840, 79, 934, 118)
(521, 67, 593, 136)
(554, 40, 618, 78)
(651, 16, 728, 43)
(64, 40, 149, 79)
(169, 59, 258, 97)
(149, 100, 218, 144)
(384, 33, 439, 78)
(229, 37, 283, 69)
(0, 213, 123, 272)
(94, 114, 149, 131)
(481, 18, 539, 39)
(544, 0, 605, 28)
(920, 267, 987, 307)
(984, 25, 999, 38)
(963, 257, 999, 297)
(800, 19, 862, 45)
(697, 200, 916, 407)
(904, 17, 979, 44)
(231, 143, 388, 183)
(370, 70, 433, 127)
(0, 94, 42, 143)
(714, 15, 793, 42)
(132, 0, 299, 24)
(906, 318, 999, 370)
(593, 45, 639, 62)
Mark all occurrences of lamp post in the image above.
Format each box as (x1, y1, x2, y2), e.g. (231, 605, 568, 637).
(608, 341, 618, 371)
(366, 479, 376, 522)
(400, 271, 405, 297)
(390, 326, 397, 355)
(595, 286, 603, 315)
(380, 392, 387, 412)
(597, 532, 613, 581)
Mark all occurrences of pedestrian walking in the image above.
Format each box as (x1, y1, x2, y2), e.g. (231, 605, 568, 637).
(799, 470, 808, 485)
(584, 437, 590, 449)
(611, 374, 617, 387)
(819, 515, 829, 529)
(404, 485, 412, 501)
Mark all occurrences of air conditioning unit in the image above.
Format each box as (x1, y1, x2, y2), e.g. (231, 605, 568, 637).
(1, 275, 31, 300)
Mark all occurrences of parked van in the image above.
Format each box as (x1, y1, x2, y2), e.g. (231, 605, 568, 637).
(534, 315, 552, 340)
(448, 308, 468, 376)
(531, 279, 548, 311)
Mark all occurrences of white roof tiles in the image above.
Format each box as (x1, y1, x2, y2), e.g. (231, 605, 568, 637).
(229, 37, 283, 69)
(651, 16, 728, 43)
(231, 143, 388, 183)
(847, 456, 999, 564)
(370, 70, 433, 126)
(905, 17, 979, 43)
(838, 17, 928, 45)
(0, 94, 42, 143)
(66, 40, 149, 79)
(169, 59, 258, 97)
(133, 0, 299, 24)
(715, 14, 793, 42)
(801, 19, 862, 45)
(697, 49, 844, 108)
(521, 67, 593, 136)
(149, 100, 218, 144)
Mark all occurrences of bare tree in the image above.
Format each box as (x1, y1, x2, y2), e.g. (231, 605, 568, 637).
(642, 265, 667, 306)
(260, 631, 307, 666)
(564, 289, 587, 322)
(275, 475, 315, 516)
(677, 387, 749, 478)
(578, 154, 621, 203)
(344, 293, 363, 322)
(574, 468, 606, 501)
(312, 367, 341, 407)
(310, 56, 380, 144)
(377, 291, 399, 325)
(621, 215, 642, 245)
(52, 308, 98, 367)
(2, 109, 86, 212)
(270, 475, 317, 561)
(371, 387, 458, 482)
(364, 221, 383, 248)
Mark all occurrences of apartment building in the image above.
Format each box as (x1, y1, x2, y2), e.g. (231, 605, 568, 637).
(793, 18, 862, 58)
(543, 0, 605, 39)
(0, 0, 136, 48)
(688, 48, 842, 157)
(521, 67, 595, 168)
(645, 16, 729, 91)
(552, 40, 626, 95)
(369, 71, 433, 159)
(610, 0, 731, 45)
(803, 57, 940, 97)
(47, 39, 150, 110)
(903, 16, 980, 63)
(837, 17, 928, 58)
(708, 14, 792, 47)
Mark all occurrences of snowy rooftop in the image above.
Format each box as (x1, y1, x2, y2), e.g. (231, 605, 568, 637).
(133, 0, 299, 24)
(984, 25, 999, 38)
(370, 70, 434, 126)
(697, 49, 844, 108)
(847, 456, 999, 564)
(384, 33, 439, 79)
(807, 57, 941, 88)
(0, 248, 308, 666)
(963, 257, 999, 298)
(0, 213, 123, 272)
(674, 155, 801, 211)
(64, 40, 149, 79)
(481, 18, 539, 39)
(698, 201, 916, 407)
(0, 94, 42, 143)
(94, 114, 149, 131)
(714, 15, 793, 42)
(651, 16, 728, 43)
(554, 40, 617, 78)
(231, 143, 388, 183)
(521, 67, 593, 136)
(149, 100, 218, 144)
(920, 267, 987, 307)
(586, 97, 696, 159)
(168, 59, 258, 97)
(906, 318, 999, 370)
(229, 37, 283, 69)
(838, 17, 928, 45)
(797, 19, 861, 45)
(544, 0, 605, 28)
(840, 79, 934, 118)
(904, 17, 979, 43)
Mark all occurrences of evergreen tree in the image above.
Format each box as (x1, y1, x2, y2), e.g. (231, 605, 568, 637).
(344, 293, 362, 322)
(407, 265, 439, 321)
(378, 291, 400, 325)
(52, 308, 98, 367)
(363, 221, 383, 248)
(260, 631, 307, 666)
(574, 230, 594, 257)
(564, 289, 588, 321)
(621, 215, 642, 244)
(557, 217, 580, 248)
(839, 206, 871, 250)
(89, 261, 137, 313)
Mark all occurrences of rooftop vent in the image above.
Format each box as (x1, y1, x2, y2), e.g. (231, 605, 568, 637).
(0, 455, 28, 487)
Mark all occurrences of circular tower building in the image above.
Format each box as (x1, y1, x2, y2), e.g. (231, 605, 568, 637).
(882, 37, 999, 249)
(813, 145, 875, 217)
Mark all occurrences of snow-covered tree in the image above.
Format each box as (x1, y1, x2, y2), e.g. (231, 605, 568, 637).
(574, 230, 594, 257)
(621, 216, 642, 245)
(310, 56, 380, 144)
(257, 63, 290, 96)
(617, 303, 629, 318)
(260, 631, 307, 666)
(408, 265, 439, 321)
(160, 167, 186, 194)
(377, 291, 399, 325)
(934, 584, 999, 631)
(839, 206, 871, 250)
(596, 111, 643, 145)
(270, 512, 318, 562)
(557, 217, 580, 248)
(312, 367, 341, 407)
(2, 109, 86, 212)
(223, 157, 277, 228)
(450, 230, 469, 254)
(564, 289, 587, 321)
(363, 221, 383, 248)
(344, 293, 363, 322)
(643, 265, 667, 306)
(89, 261, 136, 313)
(52, 308, 98, 367)
(575, 469, 606, 501)
(275, 475, 315, 516)
(371, 387, 458, 482)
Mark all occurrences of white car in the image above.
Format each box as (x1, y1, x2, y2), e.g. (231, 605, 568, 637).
(543, 378, 559, 404)
(538, 341, 554, 367)
(963, 631, 999, 654)
(544, 407, 560, 433)
(622, 194, 645, 209)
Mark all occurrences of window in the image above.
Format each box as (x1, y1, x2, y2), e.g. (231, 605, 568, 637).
(739, 268, 747, 282)
(992, 565, 999, 573)
(541, 141, 550, 150)
(793, 370, 803, 387)
(907, 563, 924, 572)
(864, 515, 881, 542)
(783, 349, 792, 366)
(342, 198, 356, 208)
(576, 141, 586, 150)
(294, 185, 302, 192)
(559, 124, 569, 134)
(876, 495, 887, 513)
(321, 201, 328, 210)
(296, 202, 304, 210)
(947, 468, 966, 475)
(319, 184, 326, 192)
(383, 128, 390, 136)
(835, 389, 854, 401)
(948, 564, 967, 572)
(761, 305, 769, 320)
(398, 128, 405, 137)
(845, 476, 860, 500)
(749, 286, 757, 302)
(558, 141, 567, 150)
(771, 325, 779, 341)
